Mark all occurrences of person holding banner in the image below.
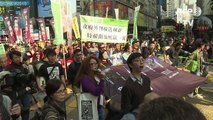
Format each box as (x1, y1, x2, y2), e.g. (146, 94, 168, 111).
(121, 53, 152, 114)
(185, 42, 206, 98)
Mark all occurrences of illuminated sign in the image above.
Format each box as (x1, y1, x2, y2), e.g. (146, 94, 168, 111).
(0, 0, 30, 7)
(196, 26, 209, 30)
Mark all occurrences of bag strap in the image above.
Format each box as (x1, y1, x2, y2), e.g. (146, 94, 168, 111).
(80, 84, 83, 93)
(48, 64, 56, 76)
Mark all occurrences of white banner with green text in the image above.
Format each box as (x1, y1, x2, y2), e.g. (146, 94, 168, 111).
(80, 15, 128, 43)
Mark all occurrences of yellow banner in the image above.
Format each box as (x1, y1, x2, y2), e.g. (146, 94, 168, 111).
(161, 26, 175, 32)
(72, 16, 80, 39)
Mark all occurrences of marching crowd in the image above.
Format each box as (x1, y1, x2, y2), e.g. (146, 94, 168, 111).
(0, 35, 212, 120)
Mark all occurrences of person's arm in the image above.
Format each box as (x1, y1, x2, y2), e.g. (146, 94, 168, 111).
(121, 86, 133, 113)
(67, 63, 75, 84)
(36, 65, 45, 91)
(59, 63, 66, 84)
(60, 75, 65, 84)
(81, 75, 104, 96)
(3, 95, 21, 120)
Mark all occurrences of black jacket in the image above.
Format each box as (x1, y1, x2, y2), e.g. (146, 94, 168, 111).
(67, 61, 81, 85)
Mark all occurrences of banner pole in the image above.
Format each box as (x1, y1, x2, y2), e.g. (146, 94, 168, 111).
(63, 45, 68, 83)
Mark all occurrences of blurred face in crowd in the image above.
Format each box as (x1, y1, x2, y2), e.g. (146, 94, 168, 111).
(47, 54, 57, 64)
(90, 58, 98, 71)
(180, 43, 184, 49)
(149, 43, 155, 50)
(100, 44, 106, 50)
(74, 51, 83, 63)
(35, 52, 41, 59)
(55, 46, 60, 54)
(12, 54, 21, 65)
(128, 46, 132, 53)
(205, 44, 210, 50)
(102, 51, 108, 60)
(136, 41, 140, 47)
(24, 59, 31, 65)
(52, 84, 66, 102)
(86, 43, 91, 48)
(130, 56, 144, 73)
(91, 43, 96, 48)
(115, 44, 121, 51)
(201, 44, 205, 51)
(0, 57, 7, 68)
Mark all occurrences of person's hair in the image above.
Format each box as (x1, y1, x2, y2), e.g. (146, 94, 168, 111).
(148, 41, 155, 46)
(4, 44, 10, 51)
(126, 53, 143, 73)
(132, 40, 139, 45)
(98, 50, 108, 60)
(74, 56, 102, 86)
(137, 97, 207, 120)
(45, 48, 56, 57)
(8, 50, 21, 60)
(22, 54, 31, 61)
(143, 92, 160, 103)
(123, 43, 131, 52)
(45, 79, 65, 98)
(73, 49, 81, 56)
(196, 42, 204, 49)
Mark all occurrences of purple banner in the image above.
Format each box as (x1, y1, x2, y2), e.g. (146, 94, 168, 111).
(144, 56, 206, 97)
(104, 56, 206, 102)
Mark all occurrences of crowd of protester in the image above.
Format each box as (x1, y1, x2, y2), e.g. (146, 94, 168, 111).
(0, 34, 211, 119)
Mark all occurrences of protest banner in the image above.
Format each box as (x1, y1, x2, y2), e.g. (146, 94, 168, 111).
(144, 56, 206, 97)
(133, 6, 140, 39)
(49, 18, 54, 33)
(29, 18, 34, 44)
(80, 15, 128, 43)
(13, 15, 23, 42)
(51, 0, 65, 45)
(64, 0, 72, 47)
(37, 18, 47, 41)
(3, 14, 16, 43)
(21, 7, 30, 41)
(72, 16, 80, 39)
(104, 57, 206, 103)
(0, 44, 6, 57)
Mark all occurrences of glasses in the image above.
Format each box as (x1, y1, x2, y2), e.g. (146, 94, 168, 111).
(90, 62, 98, 66)
(55, 89, 66, 94)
